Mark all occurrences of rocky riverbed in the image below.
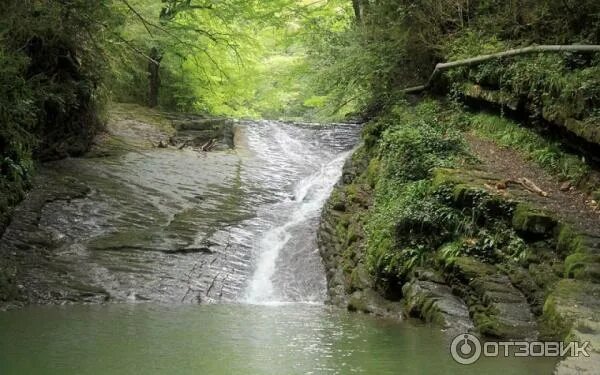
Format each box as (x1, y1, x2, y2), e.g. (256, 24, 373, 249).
(0, 104, 360, 309)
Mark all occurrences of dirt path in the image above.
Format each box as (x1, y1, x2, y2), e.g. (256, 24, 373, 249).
(465, 132, 600, 237)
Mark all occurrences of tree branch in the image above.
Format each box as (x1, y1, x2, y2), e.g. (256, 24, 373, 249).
(402, 44, 600, 94)
(120, 0, 154, 37)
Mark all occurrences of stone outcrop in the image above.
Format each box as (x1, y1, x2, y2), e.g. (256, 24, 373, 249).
(318, 153, 600, 374)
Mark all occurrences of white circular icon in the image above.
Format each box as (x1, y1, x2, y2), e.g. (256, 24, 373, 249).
(450, 333, 482, 365)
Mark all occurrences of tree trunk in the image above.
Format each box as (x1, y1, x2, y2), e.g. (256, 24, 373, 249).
(351, 0, 362, 23)
(148, 47, 162, 108)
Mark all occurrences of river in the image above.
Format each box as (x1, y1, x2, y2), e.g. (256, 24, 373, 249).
(0, 120, 556, 374)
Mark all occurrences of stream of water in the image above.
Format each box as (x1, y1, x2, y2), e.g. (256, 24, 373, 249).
(0, 120, 557, 374)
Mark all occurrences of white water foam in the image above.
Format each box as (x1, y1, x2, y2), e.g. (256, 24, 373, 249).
(244, 151, 351, 304)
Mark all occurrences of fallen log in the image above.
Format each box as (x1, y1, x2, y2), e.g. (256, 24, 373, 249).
(493, 178, 549, 197)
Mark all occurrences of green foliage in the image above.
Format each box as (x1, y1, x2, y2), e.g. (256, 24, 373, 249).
(108, 0, 316, 119)
(446, 51, 600, 131)
(363, 102, 467, 289)
(377, 103, 463, 183)
(365, 181, 434, 288)
(300, 1, 413, 117)
(304, 0, 600, 117)
(1, 0, 114, 229)
(358, 101, 540, 294)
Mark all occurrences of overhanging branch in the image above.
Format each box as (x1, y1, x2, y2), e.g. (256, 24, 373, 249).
(402, 44, 600, 94)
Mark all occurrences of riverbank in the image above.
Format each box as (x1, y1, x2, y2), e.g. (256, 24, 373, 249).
(318, 99, 600, 373)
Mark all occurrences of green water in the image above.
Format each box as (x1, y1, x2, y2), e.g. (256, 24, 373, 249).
(0, 304, 555, 374)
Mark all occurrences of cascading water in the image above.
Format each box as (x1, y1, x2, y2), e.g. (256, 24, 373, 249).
(238, 120, 359, 304)
(244, 150, 352, 304)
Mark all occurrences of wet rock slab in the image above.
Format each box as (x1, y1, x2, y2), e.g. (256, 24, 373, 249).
(1, 108, 361, 309)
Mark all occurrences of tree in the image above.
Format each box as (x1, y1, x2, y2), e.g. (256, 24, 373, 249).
(111, 0, 298, 110)
(147, 47, 163, 107)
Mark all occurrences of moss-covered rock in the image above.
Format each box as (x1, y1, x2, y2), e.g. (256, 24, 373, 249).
(317, 99, 600, 358)
(462, 84, 520, 112)
(512, 204, 557, 237)
(556, 224, 585, 256)
(472, 310, 521, 339)
(450, 257, 496, 282)
(402, 279, 473, 333)
(347, 289, 403, 317)
(472, 276, 538, 338)
(541, 279, 600, 340)
(562, 118, 600, 146)
(564, 253, 600, 282)
(505, 264, 551, 316)
(432, 168, 464, 188)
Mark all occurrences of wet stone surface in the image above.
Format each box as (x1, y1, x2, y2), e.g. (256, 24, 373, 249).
(0, 113, 360, 308)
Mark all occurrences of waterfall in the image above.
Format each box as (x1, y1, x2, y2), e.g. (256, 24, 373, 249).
(244, 138, 352, 304)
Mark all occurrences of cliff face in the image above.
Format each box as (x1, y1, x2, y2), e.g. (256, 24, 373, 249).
(318, 152, 404, 316)
(317, 99, 600, 373)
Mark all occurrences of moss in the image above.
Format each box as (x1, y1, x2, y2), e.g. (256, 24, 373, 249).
(540, 280, 583, 340)
(347, 291, 371, 313)
(473, 311, 507, 338)
(529, 262, 561, 290)
(511, 204, 557, 237)
(556, 224, 585, 256)
(402, 280, 459, 327)
(431, 168, 463, 188)
(329, 188, 346, 212)
(431, 169, 515, 218)
(364, 158, 380, 188)
(450, 257, 497, 281)
(421, 298, 446, 326)
(345, 184, 360, 203)
(346, 222, 361, 245)
(451, 184, 483, 207)
(334, 216, 349, 240)
(564, 253, 600, 282)
(348, 264, 371, 291)
(563, 118, 600, 145)
(506, 264, 546, 315)
(462, 84, 520, 111)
